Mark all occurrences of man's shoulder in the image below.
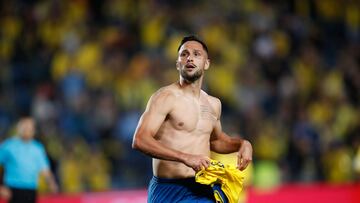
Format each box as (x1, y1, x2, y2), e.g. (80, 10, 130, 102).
(152, 84, 179, 101)
(32, 140, 45, 148)
(1, 137, 17, 146)
(201, 91, 221, 106)
(0, 137, 21, 152)
(146, 84, 179, 111)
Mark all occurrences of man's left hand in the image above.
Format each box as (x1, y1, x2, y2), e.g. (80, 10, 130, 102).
(237, 140, 252, 170)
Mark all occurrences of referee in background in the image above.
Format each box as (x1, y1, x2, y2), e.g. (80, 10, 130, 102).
(0, 117, 58, 203)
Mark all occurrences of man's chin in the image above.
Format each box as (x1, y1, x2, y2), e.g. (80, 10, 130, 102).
(183, 76, 200, 83)
(181, 72, 202, 83)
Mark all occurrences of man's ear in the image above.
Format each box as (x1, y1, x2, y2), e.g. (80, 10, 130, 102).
(204, 59, 210, 70)
(176, 60, 180, 70)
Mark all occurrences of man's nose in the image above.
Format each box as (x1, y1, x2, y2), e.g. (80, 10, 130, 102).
(187, 54, 194, 62)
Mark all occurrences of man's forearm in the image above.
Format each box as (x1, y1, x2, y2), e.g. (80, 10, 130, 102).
(210, 133, 244, 154)
(132, 135, 188, 163)
(42, 170, 59, 193)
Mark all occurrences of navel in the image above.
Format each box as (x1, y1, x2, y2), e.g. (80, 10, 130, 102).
(178, 122, 184, 126)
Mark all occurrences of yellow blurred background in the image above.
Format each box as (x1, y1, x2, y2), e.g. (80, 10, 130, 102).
(0, 0, 359, 198)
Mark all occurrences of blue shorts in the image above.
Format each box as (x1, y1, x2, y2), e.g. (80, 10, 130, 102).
(148, 176, 215, 203)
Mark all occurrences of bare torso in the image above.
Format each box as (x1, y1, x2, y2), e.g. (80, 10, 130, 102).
(153, 83, 219, 178)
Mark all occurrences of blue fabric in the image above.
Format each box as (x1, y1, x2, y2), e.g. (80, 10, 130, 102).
(0, 137, 49, 189)
(148, 176, 215, 203)
(212, 184, 228, 203)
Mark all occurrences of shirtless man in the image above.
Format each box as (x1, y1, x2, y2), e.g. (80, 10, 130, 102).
(132, 35, 253, 202)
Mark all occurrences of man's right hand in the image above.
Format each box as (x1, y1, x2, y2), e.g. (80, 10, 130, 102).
(181, 154, 211, 172)
(0, 185, 11, 200)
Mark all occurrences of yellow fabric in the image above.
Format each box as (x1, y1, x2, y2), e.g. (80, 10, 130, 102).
(214, 189, 225, 203)
(195, 160, 244, 203)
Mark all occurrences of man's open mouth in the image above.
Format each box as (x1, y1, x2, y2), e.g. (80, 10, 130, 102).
(185, 64, 196, 68)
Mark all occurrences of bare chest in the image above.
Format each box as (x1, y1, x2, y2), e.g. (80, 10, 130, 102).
(166, 98, 218, 134)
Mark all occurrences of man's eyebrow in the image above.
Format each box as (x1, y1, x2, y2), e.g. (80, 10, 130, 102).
(180, 49, 189, 53)
(181, 48, 203, 52)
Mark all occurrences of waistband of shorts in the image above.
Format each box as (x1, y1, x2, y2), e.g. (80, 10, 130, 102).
(8, 187, 36, 192)
(152, 176, 196, 184)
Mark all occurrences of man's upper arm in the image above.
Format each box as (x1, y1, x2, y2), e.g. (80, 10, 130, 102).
(210, 97, 224, 141)
(134, 89, 175, 138)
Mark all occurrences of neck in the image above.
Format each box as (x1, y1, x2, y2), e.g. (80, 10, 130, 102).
(178, 76, 203, 98)
(19, 136, 32, 142)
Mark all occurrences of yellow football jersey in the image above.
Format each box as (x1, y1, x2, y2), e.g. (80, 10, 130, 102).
(195, 160, 244, 203)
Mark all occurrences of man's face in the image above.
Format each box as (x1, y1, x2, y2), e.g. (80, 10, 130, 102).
(18, 118, 35, 140)
(176, 41, 210, 83)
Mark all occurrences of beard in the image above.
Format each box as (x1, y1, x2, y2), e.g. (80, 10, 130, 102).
(180, 68, 203, 83)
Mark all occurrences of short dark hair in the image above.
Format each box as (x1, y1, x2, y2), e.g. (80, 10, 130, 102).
(177, 35, 209, 56)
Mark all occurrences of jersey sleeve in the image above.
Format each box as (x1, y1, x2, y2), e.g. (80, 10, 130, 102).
(38, 144, 50, 171)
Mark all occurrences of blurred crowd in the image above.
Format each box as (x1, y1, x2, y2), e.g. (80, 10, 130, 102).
(0, 0, 359, 193)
